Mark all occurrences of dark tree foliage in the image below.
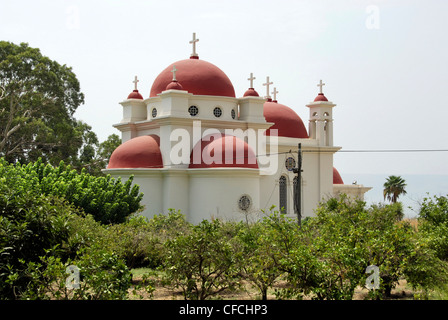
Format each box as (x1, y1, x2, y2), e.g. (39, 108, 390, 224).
(0, 41, 96, 167)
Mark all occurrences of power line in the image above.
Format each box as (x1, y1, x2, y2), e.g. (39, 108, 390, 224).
(337, 149, 448, 153)
(105, 149, 448, 169)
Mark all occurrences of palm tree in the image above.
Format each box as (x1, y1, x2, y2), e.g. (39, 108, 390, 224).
(383, 175, 407, 203)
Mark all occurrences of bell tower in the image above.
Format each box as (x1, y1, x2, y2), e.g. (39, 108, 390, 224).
(306, 80, 336, 146)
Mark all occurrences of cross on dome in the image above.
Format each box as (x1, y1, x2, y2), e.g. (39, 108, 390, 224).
(133, 75, 139, 90)
(127, 75, 143, 99)
(317, 79, 325, 94)
(171, 65, 178, 81)
(190, 32, 199, 58)
(263, 76, 273, 100)
(247, 73, 256, 88)
(272, 87, 279, 101)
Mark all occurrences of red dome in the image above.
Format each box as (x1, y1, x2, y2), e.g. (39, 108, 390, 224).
(150, 59, 235, 98)
(189, 134, 258, 169)
(243, 88, 259, 97)
(165, 80, 184, 91)
(127, 90, 143, 100)
(314, 93, 328, 102)
(263, 101, 309, 138)
(107, 135, 163, 169)
(333, 167, 344, 184)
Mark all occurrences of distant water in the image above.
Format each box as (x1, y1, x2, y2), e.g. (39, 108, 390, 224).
(340, 174, 448, 218)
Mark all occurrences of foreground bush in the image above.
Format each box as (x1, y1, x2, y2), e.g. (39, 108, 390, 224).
(236, 211, 295, 300)
(105, 216, 162, 269)
(1, 207, 133, 300)
(0, 170, 134, 300)
(0, 182, 75, 299)
(163, 219, 240, 300)
(307, 197, 415, 299)
(19, 246, 132, 300)
(3, 181, 447, 300)
(418, 194, 448, 261)
(97, 210, 192, 270)
(0, 158, 143, 224)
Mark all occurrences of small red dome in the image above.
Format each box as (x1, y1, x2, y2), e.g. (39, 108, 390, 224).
(107, 135, 163, 169)
(263, 101, 309, 139)
(127, 90, 143, 100)
(333, 167, 344, 184)
(243, 88, 259, 97)
(150, 59, 235, 98)
(189, 134, 258, 169)
(165, 80, 184, 91)
(314, 93, 328, 102)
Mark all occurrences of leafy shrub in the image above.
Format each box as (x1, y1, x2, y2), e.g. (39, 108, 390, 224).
(308, 196, 415, 299)
(105, 216, 162, 269)
(0, 157, 143, 224)
(418, 194, 448, 261)
(19, 246, 132, 300)
(406, 194, 448, 296)
(0, 164, 135, 299)
(0, 187, 75, 299)
(148, 209, 191, 243)
(163, 219, 240, 300)
(236, 210, 293, 300)
(93, 210, 192, 270)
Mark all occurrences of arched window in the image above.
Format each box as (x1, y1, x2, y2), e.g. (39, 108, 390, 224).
(279, 175, 287, 213)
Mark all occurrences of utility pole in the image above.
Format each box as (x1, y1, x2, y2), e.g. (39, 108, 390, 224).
(292, 143, 302, 226)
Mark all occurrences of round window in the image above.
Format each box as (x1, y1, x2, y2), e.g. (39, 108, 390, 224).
(238, 195, 252, 212)
(231, 109, 236, 119)
(189, 105, 199, 116)
(152, 108, 157, 118)
(285, 157, 296, 171)
(213, 107, 222, 118)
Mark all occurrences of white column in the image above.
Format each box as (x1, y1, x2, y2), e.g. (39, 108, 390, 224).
(325, 120, 333, 146)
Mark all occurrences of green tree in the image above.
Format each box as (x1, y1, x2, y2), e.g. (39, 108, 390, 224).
(304, 196, 419, 299)
(306, 196, 371, 299)
(418, 194, 448, 261)
(77, 133, 121, 176)
(97, 134, 121, 162)
(236, 211, 288, 300)
(0, 41, 92, 166)
(383, 175, 407, 204)
(163, 219, 240, 300)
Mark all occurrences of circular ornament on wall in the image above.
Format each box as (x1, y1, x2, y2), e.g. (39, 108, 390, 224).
(285, 157, 296, 171)
(238, 194, 252, 212)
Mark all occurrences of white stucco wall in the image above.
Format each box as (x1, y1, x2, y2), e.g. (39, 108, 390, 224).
(188, 168, 260, 224)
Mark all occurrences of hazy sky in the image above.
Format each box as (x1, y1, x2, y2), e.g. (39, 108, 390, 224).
(2, 0, 448, 177)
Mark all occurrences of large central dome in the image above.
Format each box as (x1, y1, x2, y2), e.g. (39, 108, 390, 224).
(150, 58, 236, 98)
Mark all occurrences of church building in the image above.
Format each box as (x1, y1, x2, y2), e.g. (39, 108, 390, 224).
(104, 33, 371, 224)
